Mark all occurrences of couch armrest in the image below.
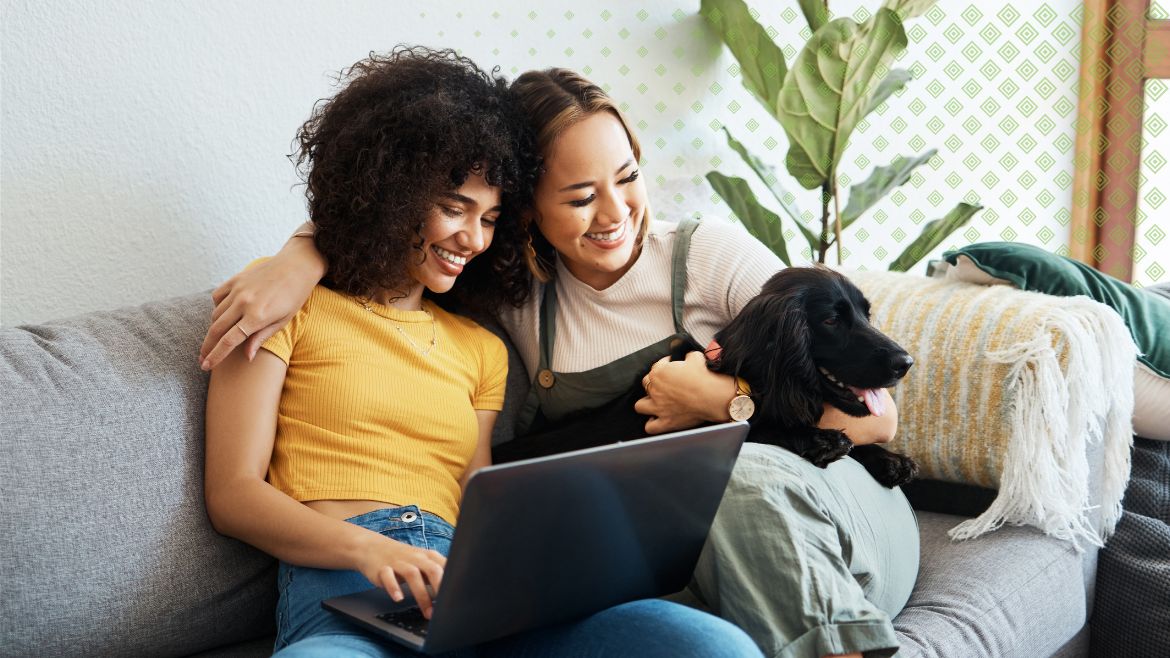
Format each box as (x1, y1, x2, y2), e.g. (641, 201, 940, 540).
(850, 271, 1135, 545)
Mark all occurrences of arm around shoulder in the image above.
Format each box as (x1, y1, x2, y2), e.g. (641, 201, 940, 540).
(199, 222, 328, 370)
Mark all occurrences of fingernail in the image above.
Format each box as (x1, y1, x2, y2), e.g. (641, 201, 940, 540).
(392, 591, 404, 602)
(200, 359, 210, 371)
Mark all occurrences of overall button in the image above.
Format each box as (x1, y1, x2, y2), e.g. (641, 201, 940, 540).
(401, 512, 418, 523)
(669, 338, 683, 350)
(538, 370, 555, 389)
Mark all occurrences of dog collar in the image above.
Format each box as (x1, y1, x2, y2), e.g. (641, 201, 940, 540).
(704, 339, 722, 362)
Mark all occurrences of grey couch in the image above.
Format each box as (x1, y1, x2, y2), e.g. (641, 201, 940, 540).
(0, 285, 1106, 657)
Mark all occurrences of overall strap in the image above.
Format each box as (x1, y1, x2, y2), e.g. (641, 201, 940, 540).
(537, 281, 558, 371)
(669, 216, 701, 333)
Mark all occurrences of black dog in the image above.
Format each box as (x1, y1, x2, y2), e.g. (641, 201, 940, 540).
(493, 267, 918, 488)
(704, 267, 918, 487)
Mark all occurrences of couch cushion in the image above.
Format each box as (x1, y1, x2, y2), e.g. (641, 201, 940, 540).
(893, 512, 1095, 657)
(188, 635, 275, 657)
(0, 293, 277, 656)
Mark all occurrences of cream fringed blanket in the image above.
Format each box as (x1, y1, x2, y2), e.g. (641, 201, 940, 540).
(853, 271, 1137, 546)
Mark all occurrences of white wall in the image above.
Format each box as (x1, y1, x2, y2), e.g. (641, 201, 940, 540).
(1, 0, 1105, 325)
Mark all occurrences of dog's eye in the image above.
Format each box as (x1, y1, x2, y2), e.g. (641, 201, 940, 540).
(823, 317, 839, 326)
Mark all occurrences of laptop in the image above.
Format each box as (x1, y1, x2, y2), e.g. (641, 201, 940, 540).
(321, 421, 749, 654)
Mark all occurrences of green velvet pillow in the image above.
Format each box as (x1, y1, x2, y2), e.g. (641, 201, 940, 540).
(942, 242, 1170, 379)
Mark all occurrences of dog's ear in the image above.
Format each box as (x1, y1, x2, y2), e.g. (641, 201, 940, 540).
(714, 291, 821, 427)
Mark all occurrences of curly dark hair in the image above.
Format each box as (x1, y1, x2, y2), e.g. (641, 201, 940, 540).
(295, 46, 539, 313)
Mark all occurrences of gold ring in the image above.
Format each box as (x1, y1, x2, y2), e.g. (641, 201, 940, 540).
(235, 323, 251, 339)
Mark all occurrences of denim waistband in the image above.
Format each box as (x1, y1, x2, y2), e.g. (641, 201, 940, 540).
(342, 504, 454, 538)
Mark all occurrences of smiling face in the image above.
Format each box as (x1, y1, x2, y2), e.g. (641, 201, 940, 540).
(531, 111, 649, 290)
(404, 171, 502, 301)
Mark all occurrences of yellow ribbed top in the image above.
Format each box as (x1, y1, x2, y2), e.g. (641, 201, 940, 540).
(261, 285, 507, 524)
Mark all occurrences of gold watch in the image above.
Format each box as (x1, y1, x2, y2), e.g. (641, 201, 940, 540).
(728, 376, 755, 422)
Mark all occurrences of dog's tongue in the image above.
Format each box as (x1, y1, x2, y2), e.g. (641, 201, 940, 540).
(848, 386, 886, 417)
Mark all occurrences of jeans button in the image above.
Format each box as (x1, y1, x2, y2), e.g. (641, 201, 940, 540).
(401, 512, 418, 523)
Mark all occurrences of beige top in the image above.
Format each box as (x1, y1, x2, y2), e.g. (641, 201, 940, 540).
(498, 217, 782, 377)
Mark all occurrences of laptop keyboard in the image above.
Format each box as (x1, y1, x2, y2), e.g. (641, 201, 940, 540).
(376, 607, 430, 637)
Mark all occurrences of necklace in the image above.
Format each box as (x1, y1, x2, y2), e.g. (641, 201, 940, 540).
(361, 301, 439, 356)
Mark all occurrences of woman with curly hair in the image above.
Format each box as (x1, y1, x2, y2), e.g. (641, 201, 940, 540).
(203, 48, 761, 657)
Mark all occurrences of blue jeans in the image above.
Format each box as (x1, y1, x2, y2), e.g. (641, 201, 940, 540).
(273, 506, 761, 657)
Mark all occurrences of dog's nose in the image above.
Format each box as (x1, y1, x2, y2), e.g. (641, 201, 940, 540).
(890, 353, 914, 379)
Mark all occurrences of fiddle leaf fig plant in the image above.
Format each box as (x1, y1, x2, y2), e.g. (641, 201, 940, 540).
(700, 0, 982, 270)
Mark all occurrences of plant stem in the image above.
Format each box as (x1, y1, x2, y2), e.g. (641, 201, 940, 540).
(819, 183, 830, 264)
(832, 177, 843, 264)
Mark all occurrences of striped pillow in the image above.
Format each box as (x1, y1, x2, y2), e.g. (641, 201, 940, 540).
(852, 271, 1136, 544)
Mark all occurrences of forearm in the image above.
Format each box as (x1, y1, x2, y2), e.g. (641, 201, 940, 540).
(279, 221, 328, 280)
(460, 410, 497, 492)
(199, 223, 329, 369)
(206, 477, 375, 571)
(700, 372, 737, 423)
(818, 390, 898, 445)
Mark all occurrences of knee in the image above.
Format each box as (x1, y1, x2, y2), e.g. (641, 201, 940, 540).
(618, 599, 763, 658)
(273, 633, 393, 658)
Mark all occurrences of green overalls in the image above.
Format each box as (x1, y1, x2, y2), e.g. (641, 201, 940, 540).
(514, 218, 702, 436)
(508, 215, 920, 657)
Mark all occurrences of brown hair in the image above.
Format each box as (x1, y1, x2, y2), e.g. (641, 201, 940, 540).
(510, 68, 651, 282)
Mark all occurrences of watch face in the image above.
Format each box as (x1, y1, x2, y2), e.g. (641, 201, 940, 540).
(729, 394, 755, 421)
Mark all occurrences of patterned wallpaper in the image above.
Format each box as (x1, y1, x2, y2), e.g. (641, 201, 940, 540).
(727, 1, 1087, 270)
(1139, 78, 1168, 286)
(429, 0, 1165, 280)
(5, 0, 1167, 325)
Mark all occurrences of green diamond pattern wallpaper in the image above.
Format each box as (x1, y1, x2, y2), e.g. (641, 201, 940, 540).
(1135, 1, 1169, 285)
(3, 0, 1168, 324)
(422, 0, 1167, 280)
(1139, 79, 1169, 286)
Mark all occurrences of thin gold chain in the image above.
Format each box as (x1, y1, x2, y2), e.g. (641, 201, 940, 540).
(360, 302, 438, 356)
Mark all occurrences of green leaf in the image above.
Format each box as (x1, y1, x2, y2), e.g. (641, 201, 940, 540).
(706, 172, 791, 265)
(888, 202, 983, 272)
(721, 128, 818, 255)
(777, 10, 910, 189)
(882, 0, 937, 20)
(865, 68, 913, 117)
(700, 0, 787, 114)
(797, 0, 830, 32)
(840, 149, 936, 231)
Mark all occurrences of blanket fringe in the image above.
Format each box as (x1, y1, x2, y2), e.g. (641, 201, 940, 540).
(947, 296, 1135, 548)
